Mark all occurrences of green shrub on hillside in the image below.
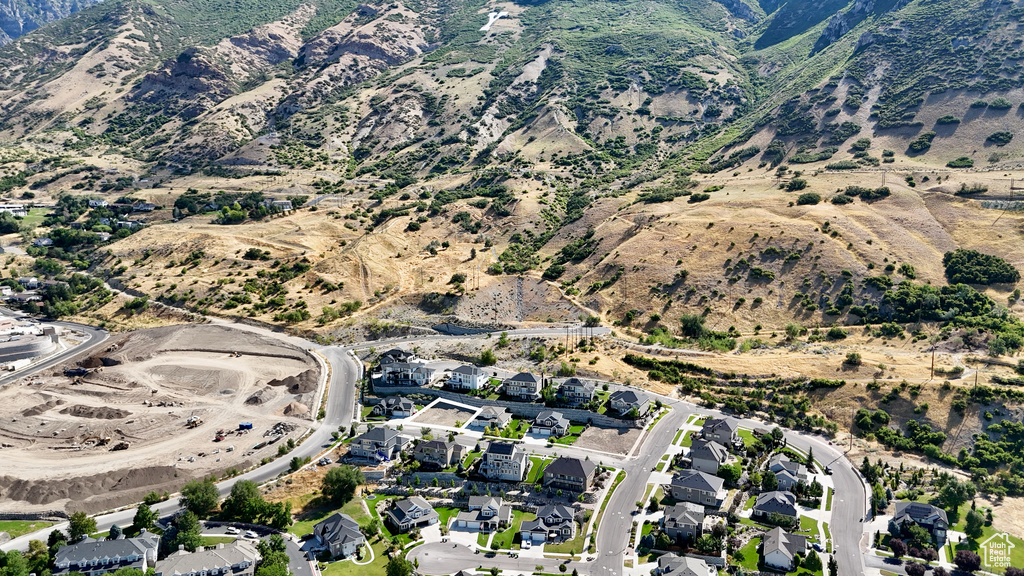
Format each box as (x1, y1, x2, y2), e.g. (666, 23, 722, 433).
(942, 249, 1020, 285)
(907, 131, 936, 154)
(987, 131, 1014, 146)
(946, 157, 974, 168)
(831, 194, 854, 205)
(936, 115, 961, 125)
(796, 192, 821, 205)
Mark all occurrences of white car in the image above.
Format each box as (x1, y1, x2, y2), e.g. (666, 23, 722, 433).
(522, 540, 531, 550)
(244, 531, 259, 539)
(225, 527, 239, 535)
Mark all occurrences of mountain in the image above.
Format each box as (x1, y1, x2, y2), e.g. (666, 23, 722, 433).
(0, 0, 102, 44)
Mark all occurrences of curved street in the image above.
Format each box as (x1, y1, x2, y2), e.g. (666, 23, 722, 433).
(1, 321, 868, 576)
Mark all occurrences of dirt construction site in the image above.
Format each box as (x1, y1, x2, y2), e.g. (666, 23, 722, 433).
(0, 324, 322, 514)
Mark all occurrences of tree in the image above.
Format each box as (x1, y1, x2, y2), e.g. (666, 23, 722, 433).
(964, 509, 984, 540)
(108, 524, 123, 540)
(171, 511, 203, 553)
(890, 538, 906, 559)
(905, 563, 927, 576)
(480, 349, 497, 366)
(222, 480, 265, 523)
(1005, 568, 1024, 576)
(938, 479, 976, 511)
(25, 540, 49, 576)
(695, 535, 722, 555)
(805, 446, 815, 469)
(648, 496, 660, 512)
(385, 556, 413, 576)
(68, 511, 97, 542)
(0, 550, 29, 576)
(954, 549, 981, 572)
(255, 535, 289, 576)
(180, 478, 219, 518)
(827, 554, 839, 576)
(803, 551, 822, 571)
(717, 463, 742, 486)
(761, 470, 779, 491)
(133, 503, 156, 532)
(323, 465, 364, 505)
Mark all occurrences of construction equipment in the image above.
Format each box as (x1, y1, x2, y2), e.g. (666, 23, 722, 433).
(110, 441, 129, 451)
(186, 415, 203, 428)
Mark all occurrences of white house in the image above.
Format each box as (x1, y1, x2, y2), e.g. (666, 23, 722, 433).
(448, 365, 490, 390)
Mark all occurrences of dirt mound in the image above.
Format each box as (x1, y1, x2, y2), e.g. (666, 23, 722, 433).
(282, 401, 309, 416)
(245, 388, 272, 405)
(22, 400, 63, 417)
(0, 465, 198, 513)
(267, 369, 317, 394)
(78, 357, 103, 368)
(60, 405, 132, 420)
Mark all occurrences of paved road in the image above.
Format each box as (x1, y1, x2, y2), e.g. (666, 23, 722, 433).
(410, 542, 585, 575)
(0, 310, 109, 387)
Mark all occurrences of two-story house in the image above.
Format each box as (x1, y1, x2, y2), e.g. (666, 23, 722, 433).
(662, 502, 705, 543)
(688, 439, 728, 474)
(767, 453, 809, 491)
(413, 439, 465, 470)
(478, 441, 527, 482)
(761, 527, 807, 571)
(371, 396, 416, 418)
(608, 390, 651, 418)
(666, 470, 725, 507)
(503, 372, 543, 401)
(53, 532, 160, 576)
(520, 504, 576, 544)
(557, 377, 596, 407)
(448, 365, 490, 390)
(532, 410, 570, 437)
(543, 456, 597, 492)
(385, 496, 439, 532)
(752, 491, 798, 522)
(701, 417, 740, 445)
(654, 554, 715, 576)
(469, 406, 513, 430)
(156, 541, 260, 576)
(312, 513, 365, 559)
(454, 496, 511, 532)
(889, 502, 949, 546)
(378, 349, 435, 386)
(348, 427, 405, 462)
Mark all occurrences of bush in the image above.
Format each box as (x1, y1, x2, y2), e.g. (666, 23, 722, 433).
(946, 157, 973, 168)
(987, 131, 1014, 146)
(796, 192, 821, 205)
(989, 97, 1013, 109)
(688, 193, 711, 203)
(907, 132, 936, 153)
(831, 194, 854, 205)
(786, 178, 808, 191)
(936, 115, 961, 125)
(844, 352, 862, 366)
(943, 248, 1020, 285)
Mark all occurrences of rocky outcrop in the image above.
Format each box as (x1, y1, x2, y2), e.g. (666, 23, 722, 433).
(813, 0, 909, 53)
(0, 0, 101, 45)
(130, 48, 234, 118)
(714, 0, 760, 22)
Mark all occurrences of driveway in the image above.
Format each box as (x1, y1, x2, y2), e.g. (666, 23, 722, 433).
(409, 542, 586, 575)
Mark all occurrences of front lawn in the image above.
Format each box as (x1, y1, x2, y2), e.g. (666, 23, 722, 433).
(321, 540, 387, 576)
(0, 520, 53, 539)
(681, 431, 694, 447)
(525, 457, 552, 484)
(434, 507, 460, 528)
(543, 523, 584, 555)
(291, 496, 371, 537)
(201, 536, 236, 546)
(492, 510, 534, 550)
(732, 537, 761, 572)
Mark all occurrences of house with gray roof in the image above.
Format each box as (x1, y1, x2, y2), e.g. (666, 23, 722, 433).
(478, 441, 527, 481)
(654, 554, 715, 576)
(767, 453, 809, 491)
(503, 372, 543, 400)
(701, 417, 740, 445)
(608, 389, 651, 418)
(557, 377, 596, 407)
(312, 513, 365, 558)
(666, 470, 725, 507)
(348, 427, 405, 462)
(520, 504, 576, 544)
(470, 406, 512, 430)
(54, 532, 160, 576)
(385, 496, 439, 532)
(371, 396, 416, 418)
(155, 541, 260, 576)
(413, 439, 465, 470)
(543, 456, 597, 492)
(532, 410, 570, 437)
(662, 502, 705, 543)
(454, 496, 511, 533)
(890, 501, 949, 546)
(448, 365, 490, 390)
(761, 527, 807, 571)
(688, 439, 728, 474)
(752, 491, 798, 521)
(378, 349, 435, 386)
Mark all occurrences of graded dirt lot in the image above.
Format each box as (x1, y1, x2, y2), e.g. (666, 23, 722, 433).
(0, 324, 321, 514)
(409, 402, 476, 427)
(574, 425, 642, 456)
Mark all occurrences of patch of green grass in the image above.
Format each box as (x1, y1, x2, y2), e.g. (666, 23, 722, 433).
(742, 495, 756, 511)
(738, 429, 756, 447)
(543, 523, 585, 555)
(799, 515, 818, 537)
(525, 456, 552, 484)
(825, 488, 833, 512)
(462, 450, 482, 468)
(822, 522, 832, 552)
(321, 540, 387, 576)
(19, 208, 47, 228)
(435, 507, 460, 528)
(732, 537, 761, 571)
(493, 510, 534, 549)
(672, 429, 684, 444)
(0, 520, 53, 539)
(655, 462, 666, 472)
(201, 536, 236, 546)
(948, 520, 1024, 573)
(291, 496, 370, 537)
(478, 531, 490, 547)
(681, 431, 694, 447)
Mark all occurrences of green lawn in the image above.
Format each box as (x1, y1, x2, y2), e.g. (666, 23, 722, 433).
(672, 429, 684, 445)
(478, 531, 490, 547)
(462, 450, 482, 468)
(948, 521, 1024, 573)
(799, 515, 819, 537)
(435, 507, 460, 528)
(742, 495, 756, 511)
(732, 537, 761, 571)
(0, 520, 53, 539)
(19, 208, 48, 228)
(738, 429, 756, 447)
(655, 462, 666, 472)
(825, 488, 833, 512)
(321, 540, 386, 576)
(681, 431, 694, 447)
(525, 456, 552, 484)
(492, 510, 534, 550)
(201, 536, 236, 546)
(822, 523, 832, 552)
(543, 523, 584, 555)
(291, 496, 371, 537)
(552, 427, 583, 446)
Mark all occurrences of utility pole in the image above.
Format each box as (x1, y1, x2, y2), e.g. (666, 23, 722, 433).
(930, 347, 935, 380)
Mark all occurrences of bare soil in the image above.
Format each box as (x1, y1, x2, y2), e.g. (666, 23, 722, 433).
(0, 324, 320, 514)
(573, 425, 641, 456)
(409, 402, 476, 427)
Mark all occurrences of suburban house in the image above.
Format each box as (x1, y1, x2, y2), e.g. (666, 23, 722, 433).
(312, 513, 366, 558)
(53, 532, 160, 576)
(385, 496, 439, 533)
(688, 439, 728, 474)
(761, 527, 807, 571)
(33, 237, 53, 247)
(532, 410, 570, 437)
(469, 406, 513, 430)
(378, 349, 436, 386)
(557, 377, 596, 407)
(454, 496, 512, 533)
(662, 502, 705, 543)
(478, 441, 527, 482)
(18, 276, 39, 289)
(88, 199, 108, 208)
(448, 365, 490, 390)
(890, 502, 949, 546)
(701, 417, 740, 445)
(413, 439, 465, 470)
(371, 396, 416, 418)
(654, 554, 715, 576)
(520, 504, 576, 544)
(542, 456, 597, 492)
(156, 541, 260, 576)
(752, 491, 798, 521)
(768, 453, 809, 491)
(503, 372, 543, 400)
(666, 470, 725, 507)
(608, 389, 651, 417)
(348, 427, 405, 462)
(133, 203, 158, 212)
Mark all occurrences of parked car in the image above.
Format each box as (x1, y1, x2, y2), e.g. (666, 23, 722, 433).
(225, 527, 239, 535)
(244, 530, 258, 539)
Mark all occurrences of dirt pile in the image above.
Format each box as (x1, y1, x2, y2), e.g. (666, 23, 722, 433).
(22, 400, 63, 417)
(267, 368, 318, 394)
(59, 405, 132, 420)
(282, 402, 309, 416)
